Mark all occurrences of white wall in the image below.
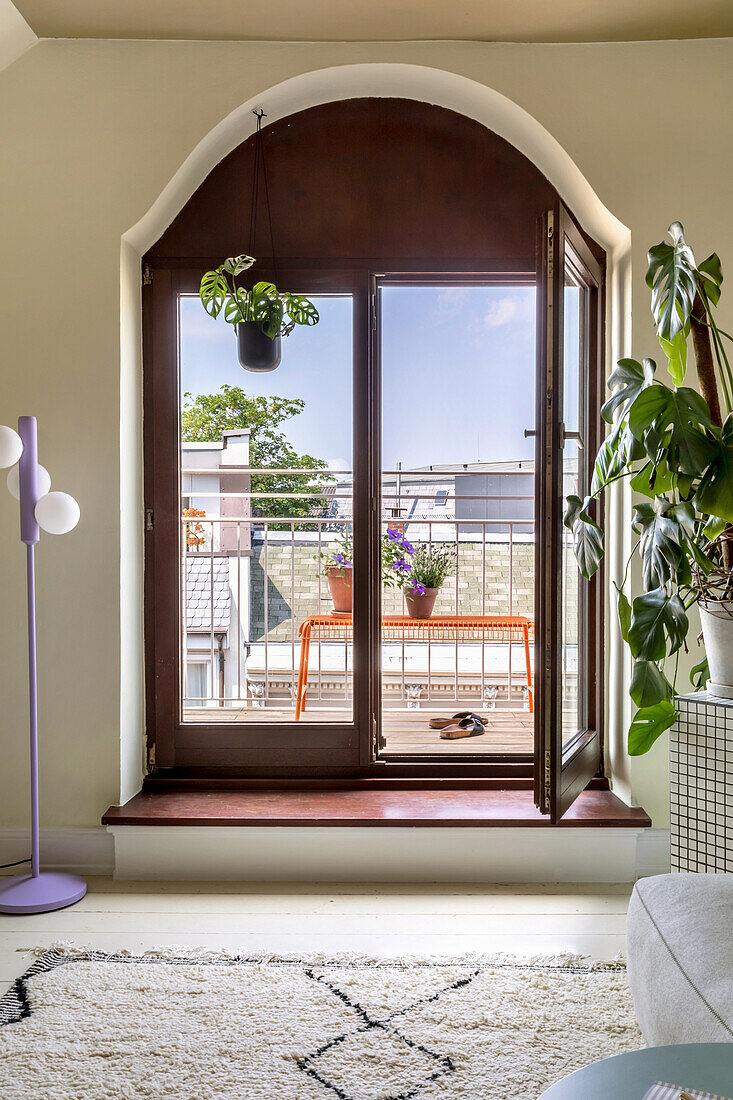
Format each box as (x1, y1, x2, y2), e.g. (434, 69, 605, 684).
(1, 38, 732, 829)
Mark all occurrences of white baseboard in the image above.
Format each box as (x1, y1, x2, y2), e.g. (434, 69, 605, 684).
(635, 828, 670, 878)
(109, 825, 649, 883)
(0, 825, 668, 883)
(0, 828, 114, 877)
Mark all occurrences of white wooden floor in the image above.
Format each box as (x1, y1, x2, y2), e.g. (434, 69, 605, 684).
(0, 879, 632, 996)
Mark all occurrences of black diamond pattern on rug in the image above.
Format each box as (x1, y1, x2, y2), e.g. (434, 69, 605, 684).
(297, 967, 479, 1100)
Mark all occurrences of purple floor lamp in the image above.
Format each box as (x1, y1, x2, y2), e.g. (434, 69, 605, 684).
(0, 416, 85, 914)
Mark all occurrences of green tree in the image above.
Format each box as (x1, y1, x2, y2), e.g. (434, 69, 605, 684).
(181, 385, 332, 523)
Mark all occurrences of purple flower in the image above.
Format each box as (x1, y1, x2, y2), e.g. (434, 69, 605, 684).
(386, 528, 401, 541)
(333, 553, 348, 565)
(401, 538, 415, 554)
(393, 557, 411, 574)
(411, 582, 426, 595)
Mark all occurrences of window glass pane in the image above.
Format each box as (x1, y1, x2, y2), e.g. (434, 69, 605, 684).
(379, 284, 536, 756)
(186, 661, 209, 706)
(178, 293, 354, 723)
(561, 254, 588, 748)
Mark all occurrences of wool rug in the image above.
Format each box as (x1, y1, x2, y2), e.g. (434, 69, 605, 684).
(0, 947, 642, 1100)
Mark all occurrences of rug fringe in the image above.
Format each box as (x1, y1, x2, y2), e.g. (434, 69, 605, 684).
(31, 942, 627, 971)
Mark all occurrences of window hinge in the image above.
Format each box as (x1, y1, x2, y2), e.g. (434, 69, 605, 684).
(543, 749, 552, 811)
(142, 264, 153, 287)
(371, 712, 379, 758)
(146, 507, 154, 531)
(146, 741, 156, 773)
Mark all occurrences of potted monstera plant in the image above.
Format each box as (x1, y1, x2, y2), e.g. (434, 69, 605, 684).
(199, 254, 319, 371)
(565, 223, 733, 755)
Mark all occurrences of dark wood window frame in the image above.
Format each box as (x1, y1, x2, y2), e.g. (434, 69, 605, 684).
(139, 98, 606, 815)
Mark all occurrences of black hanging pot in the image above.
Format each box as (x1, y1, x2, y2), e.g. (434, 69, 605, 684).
(237, 321, 282, 372)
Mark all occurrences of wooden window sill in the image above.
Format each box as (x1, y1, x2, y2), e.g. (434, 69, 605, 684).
(103, 788, 650, 829)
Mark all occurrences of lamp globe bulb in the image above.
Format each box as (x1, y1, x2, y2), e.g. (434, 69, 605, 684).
(0, 426, 23, 469)
(7, 463, 51, 501)
(35, 491, 80, 535)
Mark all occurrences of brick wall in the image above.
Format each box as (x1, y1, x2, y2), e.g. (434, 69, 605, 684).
(248, 539, 566, 643)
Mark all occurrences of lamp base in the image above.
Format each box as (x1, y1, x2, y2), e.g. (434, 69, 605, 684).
(0, 872, 87, 914)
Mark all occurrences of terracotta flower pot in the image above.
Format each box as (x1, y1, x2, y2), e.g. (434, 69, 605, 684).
(237, 321, 282, 372)
(325, 564, 353, 613)
(405, 587, 440, 620)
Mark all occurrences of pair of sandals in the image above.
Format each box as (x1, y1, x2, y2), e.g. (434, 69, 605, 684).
(430, 711, 488, 740)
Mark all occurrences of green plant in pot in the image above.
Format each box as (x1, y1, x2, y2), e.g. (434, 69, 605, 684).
(565, 222, 733, 755)
(199, 254, 319, 372)
(402, 545, 456, 620)
(317, 527, 418, 613)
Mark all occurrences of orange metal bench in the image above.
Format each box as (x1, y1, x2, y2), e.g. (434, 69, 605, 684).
(295, 614, 534, 720)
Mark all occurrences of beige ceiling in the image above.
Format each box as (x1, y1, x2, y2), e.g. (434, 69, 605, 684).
(12, 0, 733, 43)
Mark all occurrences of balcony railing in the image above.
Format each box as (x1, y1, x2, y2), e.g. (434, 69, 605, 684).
(178, 466, 576, 722)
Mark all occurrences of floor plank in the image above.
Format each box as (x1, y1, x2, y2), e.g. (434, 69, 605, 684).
(182, 707, 534, 754)
(0, 878, 632, 996)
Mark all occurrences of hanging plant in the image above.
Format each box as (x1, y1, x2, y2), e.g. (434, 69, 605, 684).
(566, 222, 733, 755)
(198, 109, 319, 371)
(199, 255, 319, 370)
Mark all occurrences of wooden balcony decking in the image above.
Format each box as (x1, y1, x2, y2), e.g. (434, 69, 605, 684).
(182, 706, 534, 754)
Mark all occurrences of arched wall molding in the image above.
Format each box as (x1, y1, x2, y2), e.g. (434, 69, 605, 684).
(119, 61, 632, 804)
(123, 62, 629, 261)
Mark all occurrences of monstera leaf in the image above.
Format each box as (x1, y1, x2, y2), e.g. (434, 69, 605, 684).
(616, 588, 631, 642)
(690, 655, 710, 690)
(646, 222, 698, 347)
(221, 255, 255, 276)
(564, 495, 603, 579)
(199, 270, 230, 317)
(223, 288, 249, 326)
(601, 358, 655, 423)
(628, 587, 688, 662)
(630, 660, 672, 708)
(286, 294, 320, 327)
(627, 700, 677, 755)
(628, 385, 715, 475)
(632, 499, 690, 590)
(697, 253, 723, 307)
(695, 415, 733, 523)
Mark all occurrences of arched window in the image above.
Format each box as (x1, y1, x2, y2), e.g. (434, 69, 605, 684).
(142, 98, 604, 818)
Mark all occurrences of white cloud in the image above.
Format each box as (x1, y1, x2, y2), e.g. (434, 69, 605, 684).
(484, 295, 525, 328)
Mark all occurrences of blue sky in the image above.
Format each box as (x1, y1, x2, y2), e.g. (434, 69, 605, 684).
(179, 285, 541, 471)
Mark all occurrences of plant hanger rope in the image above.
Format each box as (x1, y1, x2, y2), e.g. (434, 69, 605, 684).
(247, 109, 278, 285)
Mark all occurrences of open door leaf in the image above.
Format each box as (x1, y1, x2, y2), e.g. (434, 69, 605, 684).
(630, 660, 672, 707)
(628, 700, 677, 755)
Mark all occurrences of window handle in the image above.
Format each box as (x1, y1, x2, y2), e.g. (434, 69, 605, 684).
(523, 429, 536, 438)
(561, 427, 584, 449)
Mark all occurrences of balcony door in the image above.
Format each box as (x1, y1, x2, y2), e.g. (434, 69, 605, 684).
(534, 204, 604, 820)
(374, 276, 537, 762)
(141, 97, 605, 811)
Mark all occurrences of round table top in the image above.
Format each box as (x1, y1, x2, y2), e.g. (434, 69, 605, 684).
(540, 1044, 733, 1099)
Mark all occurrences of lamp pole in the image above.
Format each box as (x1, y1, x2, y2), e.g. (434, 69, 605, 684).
(0, 416, 86, 914)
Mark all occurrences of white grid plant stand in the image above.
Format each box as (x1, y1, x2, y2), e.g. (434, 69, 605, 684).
(671, 691, 733, 873)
